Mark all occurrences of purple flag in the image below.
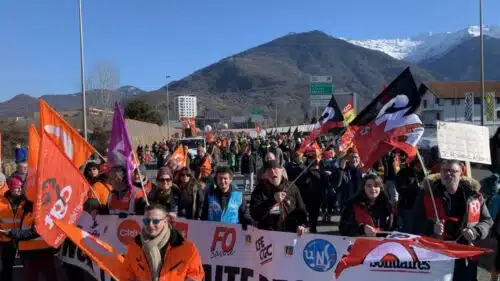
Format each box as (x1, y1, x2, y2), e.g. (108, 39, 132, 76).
(107, 103, 135, 187)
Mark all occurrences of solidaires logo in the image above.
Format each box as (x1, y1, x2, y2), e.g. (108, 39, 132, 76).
(365, 242, 430, 273)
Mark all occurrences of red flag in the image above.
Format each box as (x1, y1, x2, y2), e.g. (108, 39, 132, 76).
(35, 131, 90, 247)
(299, 95, 344, 152)
(335, 234, 491, 280)
(347, 68, 425, 170)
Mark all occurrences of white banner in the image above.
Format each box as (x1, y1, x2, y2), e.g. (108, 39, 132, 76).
(436, 121, 491, 164)
(61, 214, 352, 281)
(59, 215, 460, 281)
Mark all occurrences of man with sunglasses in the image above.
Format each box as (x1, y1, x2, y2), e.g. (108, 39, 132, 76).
(201, 166, 252, 226)
(122, 204, 204, 281)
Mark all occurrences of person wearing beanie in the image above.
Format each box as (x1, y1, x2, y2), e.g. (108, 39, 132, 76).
(148, 167, 179, 217)
(0, 176, 29, 281)
(84, 161, 105, 186)
(250, 160, 308, 234)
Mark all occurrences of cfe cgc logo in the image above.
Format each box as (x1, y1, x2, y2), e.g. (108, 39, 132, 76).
(117, 219, 141, 245)
(303, 239, 337, 272)
(255, 236, 273, 265)
(210, 226, 237, 259)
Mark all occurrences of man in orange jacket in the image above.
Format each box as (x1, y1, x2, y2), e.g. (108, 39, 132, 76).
(122, 204, 204, 281)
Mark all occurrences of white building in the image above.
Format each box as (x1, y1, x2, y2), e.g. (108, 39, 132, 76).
(420, 81, 500, 134)
(175, 96, 197, 118)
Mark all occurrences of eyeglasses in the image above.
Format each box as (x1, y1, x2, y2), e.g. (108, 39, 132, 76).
(142, 217, 166, 225)
(158, 178, 172, 182)
(180, 174, 190, 177)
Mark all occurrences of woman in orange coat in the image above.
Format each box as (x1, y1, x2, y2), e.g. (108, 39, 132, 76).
(122, 204, 204, 281)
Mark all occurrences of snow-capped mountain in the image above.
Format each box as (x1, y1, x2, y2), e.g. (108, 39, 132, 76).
(347, 26, 500, 62)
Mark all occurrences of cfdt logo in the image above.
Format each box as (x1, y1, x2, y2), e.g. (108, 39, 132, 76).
(255, 236, 273, 265)
(210, 227, 236, 259)
(117, 219, 141, 245)
(366, 242, 430, 273)
(303, 239, 337, 272)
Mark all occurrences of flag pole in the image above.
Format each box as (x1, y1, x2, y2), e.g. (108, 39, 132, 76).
(78, 0, 88, 140)
(133, 154, 150, 206)
(416, 150, 440, 222)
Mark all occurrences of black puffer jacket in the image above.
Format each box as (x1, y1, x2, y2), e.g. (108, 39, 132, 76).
(250, 177, 307, 233)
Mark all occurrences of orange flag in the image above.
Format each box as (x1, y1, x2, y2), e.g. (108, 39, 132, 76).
(25, 124, 40, 202)
(39, 99, 95, 168)
(35, 131, 90, 247)
(171, 145, 187, 168)
(55, 220, 124, 280)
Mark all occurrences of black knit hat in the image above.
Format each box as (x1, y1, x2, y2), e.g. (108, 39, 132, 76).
(264, 160, 280, 170)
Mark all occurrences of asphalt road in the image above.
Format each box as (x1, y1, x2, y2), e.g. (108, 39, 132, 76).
(11, 165, 496, 281)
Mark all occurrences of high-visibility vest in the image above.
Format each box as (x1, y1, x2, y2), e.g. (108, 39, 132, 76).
(107, 188, 142, 215)
(0, 196, 25, 242)
(18, 212, 51, 251)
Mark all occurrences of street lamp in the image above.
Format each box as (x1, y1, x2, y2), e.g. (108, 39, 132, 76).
(479, 0, 485, 126)
(78, 0, 87, 140)
(165, 75, 171, 138)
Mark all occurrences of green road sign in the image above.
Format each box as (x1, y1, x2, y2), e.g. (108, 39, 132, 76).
(309, 83, 333, 95)
(250, 107, 261, 115)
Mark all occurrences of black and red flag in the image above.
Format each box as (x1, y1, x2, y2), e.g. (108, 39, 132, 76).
(299, 95, 344, 152)
(344, 67, 426, 170)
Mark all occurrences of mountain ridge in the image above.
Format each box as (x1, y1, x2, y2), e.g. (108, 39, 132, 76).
(347, 25, 500, 62)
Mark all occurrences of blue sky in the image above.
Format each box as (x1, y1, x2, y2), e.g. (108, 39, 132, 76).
(1, 0, 499, 101)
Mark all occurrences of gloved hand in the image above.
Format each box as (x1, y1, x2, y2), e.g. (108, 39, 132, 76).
(118, 212, 128, 219)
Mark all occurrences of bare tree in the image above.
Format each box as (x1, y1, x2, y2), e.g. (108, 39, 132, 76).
(86, 60, 120, 111)
(85, 61, 120, 144)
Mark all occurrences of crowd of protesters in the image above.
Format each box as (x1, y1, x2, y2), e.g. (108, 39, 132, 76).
(0, 132, 500, 281)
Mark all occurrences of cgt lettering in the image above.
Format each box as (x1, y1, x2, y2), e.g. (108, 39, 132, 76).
(211, 227, 236, 259)
(202, 264, 303, 281)
(41, 178, 73, 230)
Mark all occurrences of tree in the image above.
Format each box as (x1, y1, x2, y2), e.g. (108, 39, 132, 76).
(124, 100, 163, 125)
(86, 61, 120, 132)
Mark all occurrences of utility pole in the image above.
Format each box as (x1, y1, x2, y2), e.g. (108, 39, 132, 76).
(165, 75, 171, 138)
(275, 103, 278, 127)
(78, 0, 87, 140)
(479, 0, 485, 126)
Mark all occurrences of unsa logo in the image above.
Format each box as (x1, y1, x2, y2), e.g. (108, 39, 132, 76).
(303, 239, 337, 272)
(117, 219, 141, 245)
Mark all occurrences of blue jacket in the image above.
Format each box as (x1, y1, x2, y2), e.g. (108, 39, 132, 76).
(201, 184, 252, 225)
(15, 147, 27, 163)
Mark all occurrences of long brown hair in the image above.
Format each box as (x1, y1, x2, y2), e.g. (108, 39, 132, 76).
(354, 174, 389, 206)
(175, 167, 197, 196)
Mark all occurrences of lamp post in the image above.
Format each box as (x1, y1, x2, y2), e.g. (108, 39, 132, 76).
(78, 0, 87, 140)
(165, 75, 171, 138)
(479, 0, 485, 126)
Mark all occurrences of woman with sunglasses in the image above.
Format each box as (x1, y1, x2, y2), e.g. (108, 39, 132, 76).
(175, 167, 204, 220)
(122, 204, 204, 281)
(148, 167, 179, 218)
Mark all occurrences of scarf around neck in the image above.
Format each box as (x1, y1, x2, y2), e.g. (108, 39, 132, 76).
(140, 224, 171, 281)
